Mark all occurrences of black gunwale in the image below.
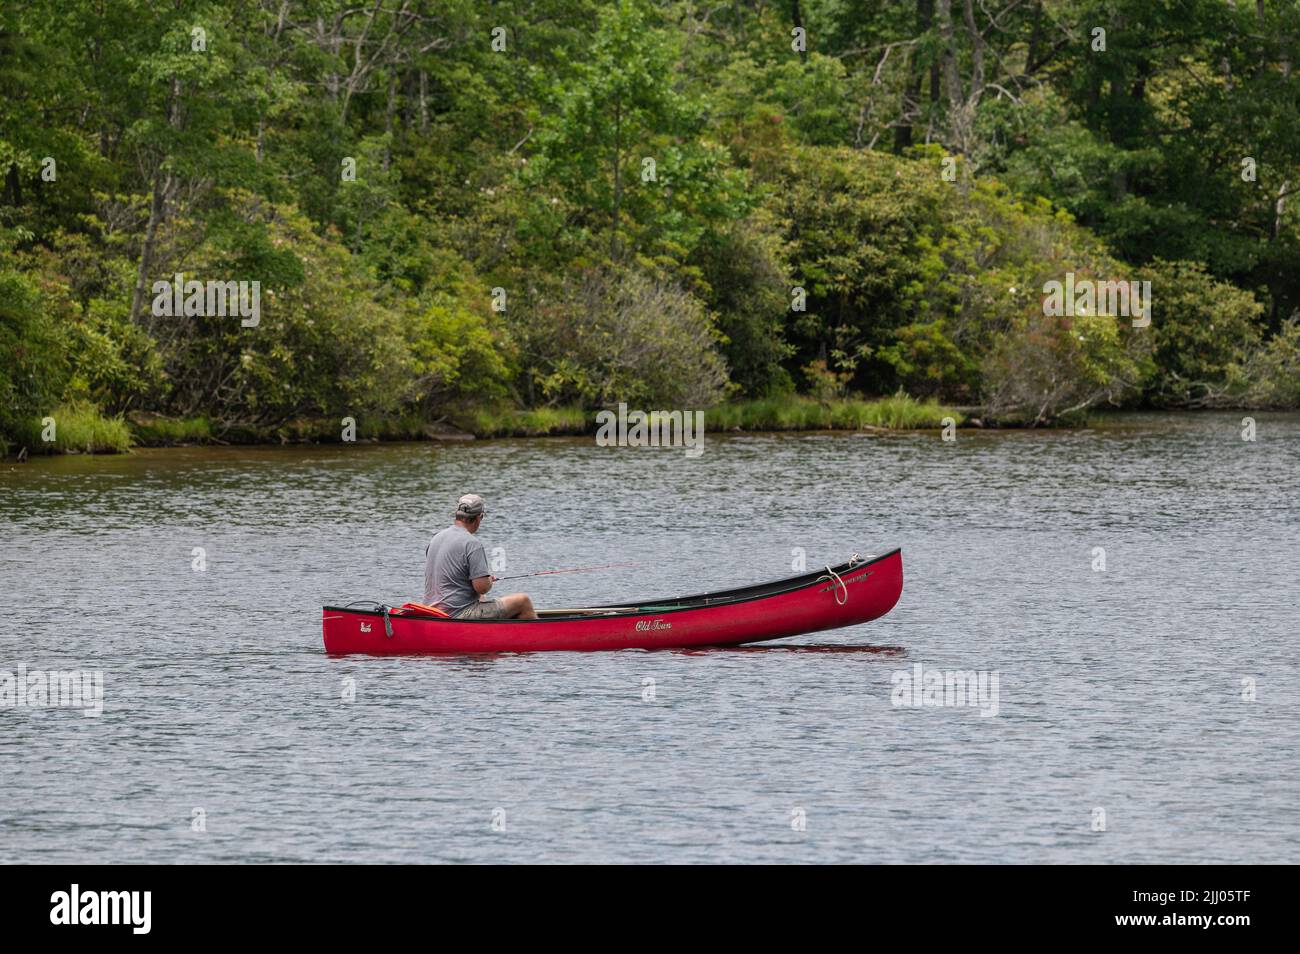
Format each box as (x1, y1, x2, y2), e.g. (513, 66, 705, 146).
(323, 548, 900, 624)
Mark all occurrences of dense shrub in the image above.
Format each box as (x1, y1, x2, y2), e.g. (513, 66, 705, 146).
(523, 267, 728, 408)
(982, 311, 1147, 425)
(0, 260, 66, 440)
(690, 213, 794, 397)
(1138, 259, 1266, 407)
(1216, 318, 1300, 409)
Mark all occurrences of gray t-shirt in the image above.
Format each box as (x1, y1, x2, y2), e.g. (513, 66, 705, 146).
(423, 525, 490, 613)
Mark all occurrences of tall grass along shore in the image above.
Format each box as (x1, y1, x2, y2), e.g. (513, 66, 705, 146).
(8, 394, 964, 455)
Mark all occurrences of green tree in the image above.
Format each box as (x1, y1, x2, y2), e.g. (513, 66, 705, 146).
(527, 0, 746, 266)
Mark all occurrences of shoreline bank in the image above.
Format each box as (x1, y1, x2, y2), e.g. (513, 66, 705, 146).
(6, 394, 969, 457)
(6, 396, 1281, 458)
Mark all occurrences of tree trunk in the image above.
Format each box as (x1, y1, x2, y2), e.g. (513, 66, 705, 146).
(383, 71, 397, 170)
(130, 76, 183, 327)
(3, 162, 21, 206)
(418, 68, 429, 133)
(131, 171, 172, 327)
(1273, 180, 1289, 242)
(894, 0, 934, 153)
(961, 0, 985, 96)
(1026, 1, 1043, 73)
(611, 92, 622, 260)
(790, 0, 806, 62)
(936, 0, 967, 152)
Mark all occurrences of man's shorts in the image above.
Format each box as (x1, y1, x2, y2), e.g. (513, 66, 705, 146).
(453, 598, 507, 620)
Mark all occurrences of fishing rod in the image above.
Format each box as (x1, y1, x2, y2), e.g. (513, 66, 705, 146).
(495, 562, 640, 582)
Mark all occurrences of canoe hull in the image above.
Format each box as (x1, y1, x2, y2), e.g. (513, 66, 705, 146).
(322, 549, 902, 655)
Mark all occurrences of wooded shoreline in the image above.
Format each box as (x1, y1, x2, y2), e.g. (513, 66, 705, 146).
(5, 2, 1299, 458)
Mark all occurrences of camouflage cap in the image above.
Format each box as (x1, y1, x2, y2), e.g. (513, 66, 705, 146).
(454, 493, 486, 519)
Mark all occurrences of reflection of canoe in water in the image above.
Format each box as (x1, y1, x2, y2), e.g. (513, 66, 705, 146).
(322, 549, 903, 655)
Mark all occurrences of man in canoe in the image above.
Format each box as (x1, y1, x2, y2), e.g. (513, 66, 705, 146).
(423, 494, 537, 620)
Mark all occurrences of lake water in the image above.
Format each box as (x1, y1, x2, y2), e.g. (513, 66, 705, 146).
(1, 412, 1296, 863)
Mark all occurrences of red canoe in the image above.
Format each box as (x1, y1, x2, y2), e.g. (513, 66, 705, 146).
(322, 549, 902, 654)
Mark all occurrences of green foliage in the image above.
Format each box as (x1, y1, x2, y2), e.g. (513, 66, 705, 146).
(409, 284, 512, 408)
(159, 199, 417, 426)
(526, 0, 748, 266)
(760, 145, 949, 385)
(65, 298, 166, 411)
(877, 321, 980, 399)
(709, 52, 854, 147)
(0, 252, 73, 438)
(520, 267, 728, 408)
(1225, 318, 1300, 409)
(690, 213, 794, 397)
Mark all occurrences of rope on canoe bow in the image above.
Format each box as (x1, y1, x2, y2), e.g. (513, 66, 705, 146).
(819, 565, 848, 605)
(343, 601, 394, 637)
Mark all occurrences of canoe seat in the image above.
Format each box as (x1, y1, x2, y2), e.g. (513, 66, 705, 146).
(398, 601, 450, 618)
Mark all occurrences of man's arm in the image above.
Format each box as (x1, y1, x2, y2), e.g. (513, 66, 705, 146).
(467, 538, 493, 597)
